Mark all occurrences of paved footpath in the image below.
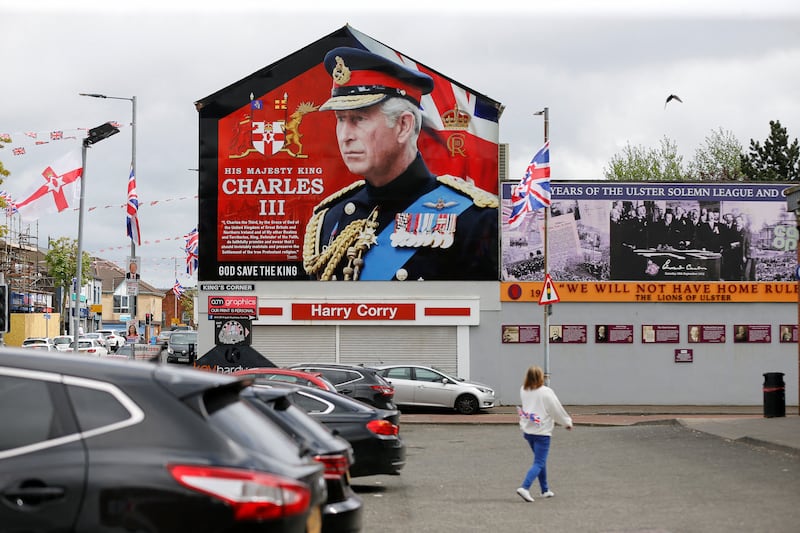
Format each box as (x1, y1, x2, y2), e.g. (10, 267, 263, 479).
(400, 405, 800, 455)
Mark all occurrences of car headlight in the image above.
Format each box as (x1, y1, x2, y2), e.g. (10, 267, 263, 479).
(476, 387, 493, 395)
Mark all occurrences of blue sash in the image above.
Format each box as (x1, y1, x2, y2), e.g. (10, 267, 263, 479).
(359, 184, 470, 280)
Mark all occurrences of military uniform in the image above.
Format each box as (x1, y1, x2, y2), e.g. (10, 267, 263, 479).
(303, 155, 498, 280)
(303, 46, 499, 281)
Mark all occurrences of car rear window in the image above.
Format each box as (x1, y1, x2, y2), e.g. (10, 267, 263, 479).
(67, 383, 138, 432)
(206, 395, 303, 463)
(383, 367, 411, 380)
(305, 368, 361, 385)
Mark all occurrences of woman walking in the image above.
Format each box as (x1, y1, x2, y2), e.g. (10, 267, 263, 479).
(516, 365, 572, 502)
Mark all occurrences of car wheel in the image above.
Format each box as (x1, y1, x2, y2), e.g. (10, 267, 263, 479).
(454, 394, 479, 415)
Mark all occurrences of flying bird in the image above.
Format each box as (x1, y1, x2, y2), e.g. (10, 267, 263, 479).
(664, 94, 683, 109)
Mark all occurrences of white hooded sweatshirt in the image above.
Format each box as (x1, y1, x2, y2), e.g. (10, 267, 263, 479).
(518, 385, 573, 436)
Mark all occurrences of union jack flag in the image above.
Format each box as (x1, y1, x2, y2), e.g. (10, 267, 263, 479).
(126, 165, 141, 245)
(50, 131, 63, 140)
(0, 191, 18, 215)
(508, 142, 551, 229)
(184, 228, 198, 275)
(173, 279, 185, 298)
(12, 147, 25, 156)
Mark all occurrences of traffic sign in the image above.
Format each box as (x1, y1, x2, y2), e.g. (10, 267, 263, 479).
(538, 274, 561, 305)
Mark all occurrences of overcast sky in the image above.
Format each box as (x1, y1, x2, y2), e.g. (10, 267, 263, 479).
(2, 1, 799, 289)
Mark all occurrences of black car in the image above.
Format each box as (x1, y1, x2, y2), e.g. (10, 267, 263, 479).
(166, 330, 198, 364)
(253, 379, 406, 478)
(0, 348, 327, 533)
(288, 363, 396, 410)
(243, 385, 363, 533)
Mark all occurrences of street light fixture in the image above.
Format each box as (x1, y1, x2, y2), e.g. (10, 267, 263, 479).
(74, 122, 120, 350)
(79, 92, 138, 327)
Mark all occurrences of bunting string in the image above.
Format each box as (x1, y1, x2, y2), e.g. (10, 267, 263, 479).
(0, 123, 129, 152)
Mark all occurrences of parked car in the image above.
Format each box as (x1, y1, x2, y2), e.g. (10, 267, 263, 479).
(81, 332, 109, 351)
(166, 330, 199, 364)
(96, 329, 125, 351)
(111, 343, 162, 362)
(68, 338, 109, 357)
(0, 348, 327, 533)
(375, 364, 496, 415)
(20, 337, 55, 351)
(156, 329, 173, 347)
(288, 363, 396, 409)
(52, 335, 74, 352)
(235, 368, 338, 392)
(242, 385, 363, 533)
(255, 380, 406, 478)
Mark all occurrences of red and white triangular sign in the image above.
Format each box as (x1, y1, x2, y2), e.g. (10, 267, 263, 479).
(538, 274, 561, 305)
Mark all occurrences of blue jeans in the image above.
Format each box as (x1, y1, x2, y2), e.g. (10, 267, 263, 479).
(521, 433, 551, 492)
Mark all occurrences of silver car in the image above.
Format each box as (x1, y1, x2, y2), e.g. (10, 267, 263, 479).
(375, 364, 496, 415)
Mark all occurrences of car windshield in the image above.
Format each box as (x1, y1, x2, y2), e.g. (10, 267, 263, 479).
(53, 338, 71, 345)
(22, 339, 46, 345)
(170, 332, 197, 344)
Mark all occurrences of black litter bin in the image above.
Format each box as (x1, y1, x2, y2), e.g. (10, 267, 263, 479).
(762, 372, 785, 418)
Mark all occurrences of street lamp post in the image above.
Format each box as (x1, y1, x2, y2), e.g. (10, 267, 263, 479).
(534, 107, 551, 384)
(74, 123, 120, 351)
(79, 93, 138, 327)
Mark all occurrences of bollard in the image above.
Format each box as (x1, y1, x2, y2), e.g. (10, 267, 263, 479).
(762, 372, 786, 418)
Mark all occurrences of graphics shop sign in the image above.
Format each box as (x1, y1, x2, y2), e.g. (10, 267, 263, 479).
(208, 296, 258, 319)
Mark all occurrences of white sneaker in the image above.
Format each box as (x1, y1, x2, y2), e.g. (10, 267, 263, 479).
(541, 490, 555, 498)
(516, 487, 535, 502)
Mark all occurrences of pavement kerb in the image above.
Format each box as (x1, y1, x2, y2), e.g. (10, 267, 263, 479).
(399, 407, 800, 456)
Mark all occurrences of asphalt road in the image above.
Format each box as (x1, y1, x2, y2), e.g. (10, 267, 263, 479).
(352, 423, 800, 533)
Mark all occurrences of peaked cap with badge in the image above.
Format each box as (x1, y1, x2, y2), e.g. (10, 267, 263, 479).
(319, 46, 434, 111)
(303, 47, 499, 281)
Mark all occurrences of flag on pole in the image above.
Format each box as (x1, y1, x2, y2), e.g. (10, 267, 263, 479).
(11, 144, 83, 221)
(173, 279, 185, 298)
(508, 141, 551, 229)
(184, 228, 198, 275)
(126, 165, 142, 245)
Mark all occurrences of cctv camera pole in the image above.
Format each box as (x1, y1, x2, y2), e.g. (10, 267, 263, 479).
(534, 108, 551, 385)
(80, 93, 137, 333)
(73, 122, 120, 352)
(73, 142, 88, 351)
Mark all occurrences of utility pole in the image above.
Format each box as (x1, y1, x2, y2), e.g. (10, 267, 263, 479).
(534, 107, 551, 384)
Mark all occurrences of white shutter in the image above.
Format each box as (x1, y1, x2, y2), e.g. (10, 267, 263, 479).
(250, 325, 337, 367)
(339, 326, 457, 374)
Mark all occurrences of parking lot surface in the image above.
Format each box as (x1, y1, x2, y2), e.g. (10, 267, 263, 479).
(354, 422, 800, 532)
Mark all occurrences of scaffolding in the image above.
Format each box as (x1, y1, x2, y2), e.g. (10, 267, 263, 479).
(0, 216, 54, 313)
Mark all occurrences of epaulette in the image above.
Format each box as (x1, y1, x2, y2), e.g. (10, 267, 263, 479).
(437, 175, 499, 209)
(311, 180, 366, 214)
